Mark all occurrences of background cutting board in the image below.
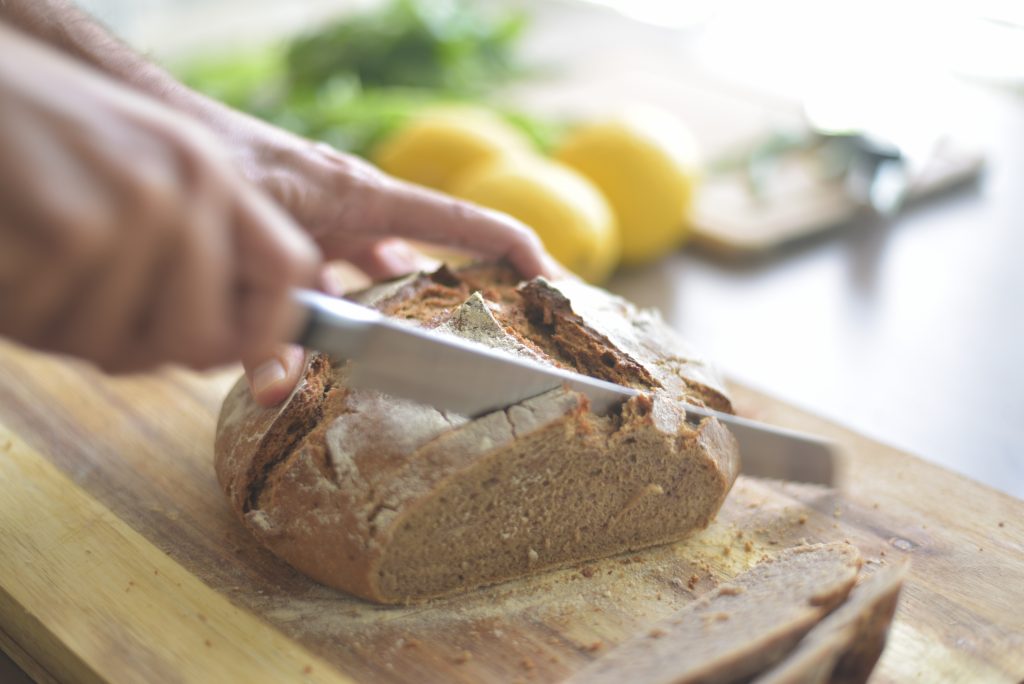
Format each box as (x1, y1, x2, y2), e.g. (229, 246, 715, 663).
(1, 339, 1023, 683)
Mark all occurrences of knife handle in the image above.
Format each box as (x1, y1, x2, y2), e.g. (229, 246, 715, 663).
(292, 289, 380, 359)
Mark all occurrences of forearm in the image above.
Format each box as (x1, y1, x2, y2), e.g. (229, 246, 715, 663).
(0, 0, 254, 141)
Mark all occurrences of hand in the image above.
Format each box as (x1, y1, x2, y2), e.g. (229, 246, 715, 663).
(203, 108, 565, 406)
(0, 25, 320, 373)
(230, 125, 560, 277)
(0, 2, 562, 406)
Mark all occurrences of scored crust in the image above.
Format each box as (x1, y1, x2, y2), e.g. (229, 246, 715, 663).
(215, 264, 740, 603)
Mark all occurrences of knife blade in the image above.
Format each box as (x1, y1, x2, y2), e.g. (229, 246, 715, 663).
(293, 289, 636, 416)
(292, 289, 839, 485)
(680, 403, 838, 485)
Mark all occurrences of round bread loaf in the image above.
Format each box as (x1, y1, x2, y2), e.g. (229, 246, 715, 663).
(215, 264, 739, 603)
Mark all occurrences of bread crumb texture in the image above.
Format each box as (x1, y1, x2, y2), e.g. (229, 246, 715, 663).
(213, 474, 898, 684)
(215, 264, 740, 603)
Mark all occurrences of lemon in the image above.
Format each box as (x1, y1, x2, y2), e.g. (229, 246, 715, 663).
(373, 106, 533, 192)
(555, 105, 700, 266)
(450, 156, 620, 283)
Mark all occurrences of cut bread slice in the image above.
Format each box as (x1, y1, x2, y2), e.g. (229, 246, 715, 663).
(753, 562, 908, 684)
(564, 543, 863, 684)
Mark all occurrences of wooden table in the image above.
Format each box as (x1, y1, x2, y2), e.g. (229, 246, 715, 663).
(3, 2, 1023, 680)
(1, 341, 1023, 683)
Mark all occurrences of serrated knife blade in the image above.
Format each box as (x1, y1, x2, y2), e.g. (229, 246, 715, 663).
(292, 289, 839, 485)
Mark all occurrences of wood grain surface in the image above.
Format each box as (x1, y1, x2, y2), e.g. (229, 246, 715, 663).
(0, 428, 347, 684)
(0, 338, 1022, 683)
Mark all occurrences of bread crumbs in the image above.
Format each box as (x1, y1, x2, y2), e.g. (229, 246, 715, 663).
(702, 612, 731, 624)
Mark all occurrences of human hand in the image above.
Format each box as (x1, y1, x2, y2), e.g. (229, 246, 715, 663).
(232, 128, 561, 277)
(0, 25, 320, 373)
(201, 108, 565, 406)
(0, 4, 561, 407)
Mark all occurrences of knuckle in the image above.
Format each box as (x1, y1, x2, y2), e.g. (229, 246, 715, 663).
(56, 206, 114, 266)
(132, 172, 183, 219)
(169, 125, 231, 191)
(173, 119, 224, 163)
(270, 240, 320, 286)
(342, 155, 385, 188)
(335, 159, 390, 223)
(261, 172, 302, 217)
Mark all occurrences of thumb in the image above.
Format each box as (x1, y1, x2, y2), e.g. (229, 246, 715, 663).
(243, 344, 306, 407)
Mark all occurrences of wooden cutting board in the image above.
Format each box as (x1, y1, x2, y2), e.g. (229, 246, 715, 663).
(1, 339, 1022, 683)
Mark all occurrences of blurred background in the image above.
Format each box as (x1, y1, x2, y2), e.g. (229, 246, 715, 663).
(76, 0, 1024, 497)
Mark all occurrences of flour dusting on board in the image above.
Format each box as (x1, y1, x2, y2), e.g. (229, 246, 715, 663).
(228, 478, 859, 684)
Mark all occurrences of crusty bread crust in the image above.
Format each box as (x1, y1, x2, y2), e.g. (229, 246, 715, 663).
(215, 264, 740, 603)
(752, 561, 907, 684)
(565, 543, 865, 684)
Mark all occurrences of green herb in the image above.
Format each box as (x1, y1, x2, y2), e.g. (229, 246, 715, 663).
(285, 0, 527, 95)
(175, 0, 554, 157)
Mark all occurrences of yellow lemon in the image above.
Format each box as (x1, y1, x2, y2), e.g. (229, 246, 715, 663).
(373, 106, 533, 191)
(555, 105, 700, 266)
(450, 156, 620, 283)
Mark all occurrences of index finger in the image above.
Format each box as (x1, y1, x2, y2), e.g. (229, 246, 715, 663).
(361, 177, 567, 280)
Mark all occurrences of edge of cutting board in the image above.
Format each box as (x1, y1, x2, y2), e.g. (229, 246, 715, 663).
(0, 424, 351, 684)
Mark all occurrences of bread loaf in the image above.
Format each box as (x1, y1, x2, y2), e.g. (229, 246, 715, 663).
(215, 264, 739, 603)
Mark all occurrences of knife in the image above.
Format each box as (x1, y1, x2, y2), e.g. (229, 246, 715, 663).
(293, 289, 838, 485)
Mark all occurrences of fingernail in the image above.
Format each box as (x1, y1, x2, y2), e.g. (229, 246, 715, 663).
(319, 266, 346, 297)
(542, 254, 572, 280)
(378, 242, 421, 274)
(251, 358, 286, 394)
